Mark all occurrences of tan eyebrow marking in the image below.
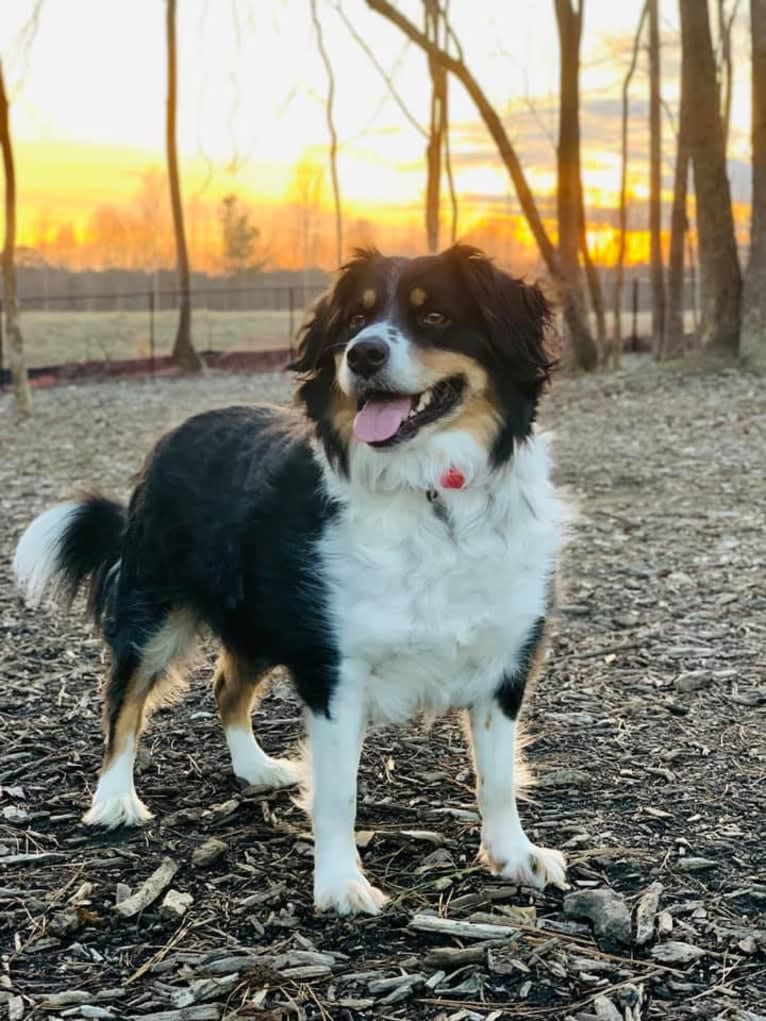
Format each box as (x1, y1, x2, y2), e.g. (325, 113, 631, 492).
(410, 287, 427, 307)
(362, 288, 377, 309)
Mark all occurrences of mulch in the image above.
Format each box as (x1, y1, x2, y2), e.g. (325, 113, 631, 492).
(1, 359, 764, 1020)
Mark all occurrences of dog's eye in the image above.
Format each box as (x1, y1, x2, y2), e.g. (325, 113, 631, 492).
(349, 313, 366, 331)
(422, 311, 447, 327)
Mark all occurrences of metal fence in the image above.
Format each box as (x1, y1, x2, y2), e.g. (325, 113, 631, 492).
(0, 282, 326, 376)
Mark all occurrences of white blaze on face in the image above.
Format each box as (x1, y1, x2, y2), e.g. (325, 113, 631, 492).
(340, 320, 431, 445)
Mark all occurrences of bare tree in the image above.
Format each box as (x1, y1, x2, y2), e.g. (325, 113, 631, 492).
(665, 66, 690, 357)
(742, 0, 766, 370)
(679, 0, 742, 353)
(424, 0, 447, 252)
(310, 0, 343, 267)
(336, 0, 458, 249)
(555, 0, 606, 358)
(0, 61, 31, 415)
(648, 0, 666, 354)
(367, 0, 599, 370)
(613, 1, 648, 364)
(443, 102, 458, 245)
(717, 0, 741, 148)
(166, 0, 202, 372)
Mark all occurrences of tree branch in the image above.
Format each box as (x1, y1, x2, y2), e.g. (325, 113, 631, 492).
(366, 0, 559, 274)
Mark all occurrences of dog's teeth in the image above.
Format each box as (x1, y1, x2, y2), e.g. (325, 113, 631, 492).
(416, 393, 429, 413)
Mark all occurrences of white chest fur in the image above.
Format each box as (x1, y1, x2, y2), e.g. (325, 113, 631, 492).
(317, 436, 563, 724)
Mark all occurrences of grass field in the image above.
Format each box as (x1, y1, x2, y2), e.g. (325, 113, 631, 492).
(17, 309, 298, 368)
(12, 308, 701, 370)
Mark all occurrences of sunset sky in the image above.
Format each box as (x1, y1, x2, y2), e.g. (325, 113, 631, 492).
(0, 0, 755, 271)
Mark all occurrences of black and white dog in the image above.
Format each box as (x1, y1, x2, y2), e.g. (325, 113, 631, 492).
(14, 244, 567, 915)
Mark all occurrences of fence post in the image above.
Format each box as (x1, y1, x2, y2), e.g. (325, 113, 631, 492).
(630, 277, 639, 352)
(148, 290, 156, 377)
(288, 287, 295, 358)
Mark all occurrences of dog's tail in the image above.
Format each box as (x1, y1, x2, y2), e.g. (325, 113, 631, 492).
(13, 495, 127, 629)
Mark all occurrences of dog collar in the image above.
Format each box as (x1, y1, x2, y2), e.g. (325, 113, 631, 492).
(426, 466, 465, 531)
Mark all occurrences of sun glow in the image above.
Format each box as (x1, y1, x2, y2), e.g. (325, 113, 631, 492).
(0, 0, 753, 273)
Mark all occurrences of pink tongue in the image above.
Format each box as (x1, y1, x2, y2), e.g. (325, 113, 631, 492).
(353, 397, 413, 443)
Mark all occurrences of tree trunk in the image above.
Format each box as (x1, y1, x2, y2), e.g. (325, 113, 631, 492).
(679, 0, 742, 353)
(648, 0, 666, 355)
(554, 0, 600, 370)
(742, 0, 766, 369)
(443, 94, 458, 245)
(366, 0, 598, 370)
(717, 0, 738, 148)
(424, 0, 446, 252)
(613, 1, 648, 366)
(311, 0, 343, 267)
(0, 62, 31, 415)
(665, 82, 690, 357)
(166, 0, 201, 372)
(579, 208, 607, 352)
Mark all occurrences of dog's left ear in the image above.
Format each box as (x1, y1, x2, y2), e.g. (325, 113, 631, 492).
(448, 244, 555, 393)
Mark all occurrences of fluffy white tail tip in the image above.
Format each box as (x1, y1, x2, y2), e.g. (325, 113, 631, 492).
(13, 501, 80, 607)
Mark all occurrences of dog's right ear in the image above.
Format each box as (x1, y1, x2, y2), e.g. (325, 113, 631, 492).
(288, 293, 336, 377)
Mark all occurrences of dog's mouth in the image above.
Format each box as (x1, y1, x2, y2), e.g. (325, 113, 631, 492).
(352, 375, 466, 447)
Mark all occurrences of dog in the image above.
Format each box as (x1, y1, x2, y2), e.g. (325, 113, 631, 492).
(13, 244, 567, 915)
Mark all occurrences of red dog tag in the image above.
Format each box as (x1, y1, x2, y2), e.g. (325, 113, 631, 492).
(440, 467, 466, 490)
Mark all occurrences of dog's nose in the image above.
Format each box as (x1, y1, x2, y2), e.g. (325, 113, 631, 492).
(347, 338, 389, 378)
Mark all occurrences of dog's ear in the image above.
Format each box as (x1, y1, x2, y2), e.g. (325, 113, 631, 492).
(448, 244, 555, 393)
(289, 247, 384, 377)
(288, 293, 336, 377)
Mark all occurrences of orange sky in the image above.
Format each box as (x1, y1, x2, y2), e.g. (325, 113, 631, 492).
(0, 0, 755, 272)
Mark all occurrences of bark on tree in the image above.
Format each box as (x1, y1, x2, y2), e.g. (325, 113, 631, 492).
(0, 62, 31, 415)
(367, 0, 598, 369)
(613, 1, 648, 367)
(311, 0, 343, 267)
(443, 104, 458, 244)
(717, 0, 740, 148)
(424, 0, 447, 252)
(665, 77, 690, 357)
(578, 203, 607, 350)
(554, 0, 600, 368)
(166, 0, 201, 372)
(742, 0, 766, 370)
(648, 0, 666, 354)
(679, 0, 742, 353)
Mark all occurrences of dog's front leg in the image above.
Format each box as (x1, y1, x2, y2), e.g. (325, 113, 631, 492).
(469, 620, 567, 891)
(469, 698, 567, 890)
(306, 676, 387, 915)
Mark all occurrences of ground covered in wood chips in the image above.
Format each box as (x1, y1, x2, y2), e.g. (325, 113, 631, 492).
(1, 360, 764, 1021)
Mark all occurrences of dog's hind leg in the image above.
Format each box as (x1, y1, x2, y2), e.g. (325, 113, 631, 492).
(83, 607, 197, 828)
(213, 650, 300, 789)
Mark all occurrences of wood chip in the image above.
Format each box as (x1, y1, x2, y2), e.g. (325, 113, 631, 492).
(634, 881, 663, 946)
(410, 914, 518, 941)
(113, 858, 178, 918)
(650, 940, 706, 965)
(676, 856, 719, 872)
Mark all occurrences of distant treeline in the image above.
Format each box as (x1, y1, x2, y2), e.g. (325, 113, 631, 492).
(3, 266, 331, 311)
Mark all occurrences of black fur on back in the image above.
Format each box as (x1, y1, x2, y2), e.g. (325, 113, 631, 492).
(110, 404, 343, 713)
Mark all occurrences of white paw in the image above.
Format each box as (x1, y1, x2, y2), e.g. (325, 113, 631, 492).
(83, 790, 152, 829)
(314, 871, 388, 915)
(236, 755, 302, 790)
(481, 837, 568, 891)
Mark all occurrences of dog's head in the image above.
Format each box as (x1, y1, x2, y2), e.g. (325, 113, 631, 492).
(291, 244, 554, 484)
